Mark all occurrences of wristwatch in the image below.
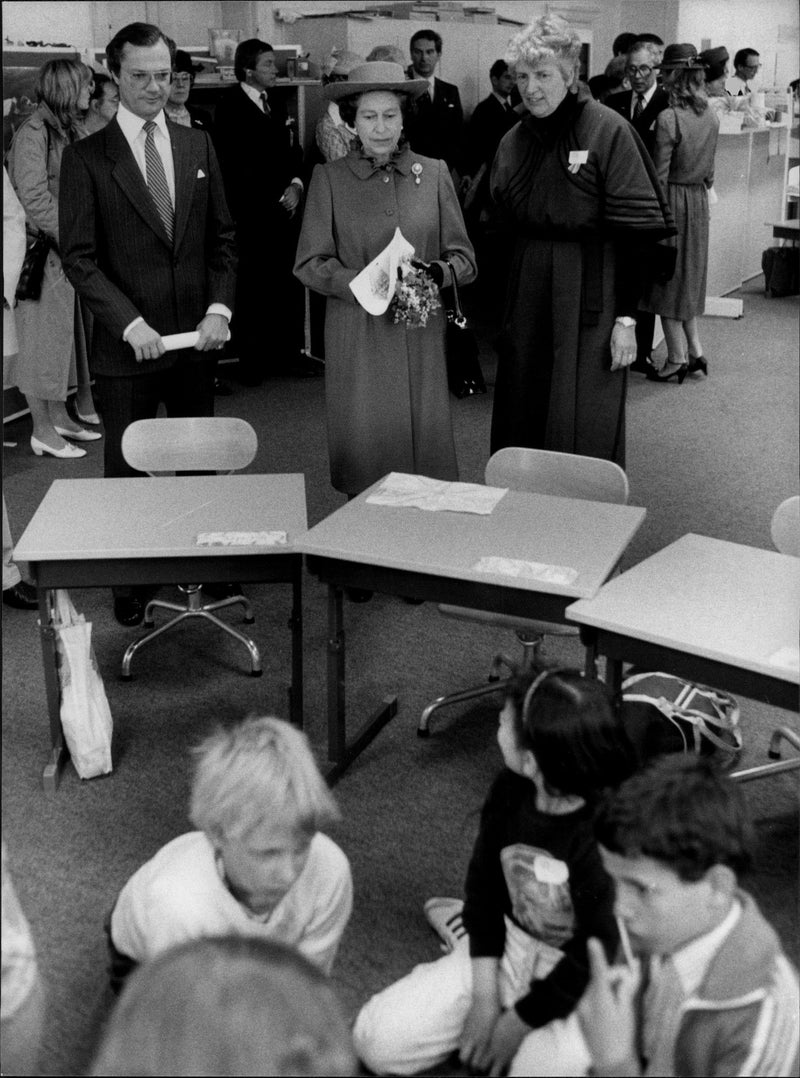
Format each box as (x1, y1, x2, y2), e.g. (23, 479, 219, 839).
(615, 316, 637, 328)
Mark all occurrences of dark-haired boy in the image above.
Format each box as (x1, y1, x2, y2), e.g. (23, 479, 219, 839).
(578, 755, 799, 1077)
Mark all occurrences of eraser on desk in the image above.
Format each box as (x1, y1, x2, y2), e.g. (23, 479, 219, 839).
(196, 531, 288, 546)
(162, 329, 232, 351)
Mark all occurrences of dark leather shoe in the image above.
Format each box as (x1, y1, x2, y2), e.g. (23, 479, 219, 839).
(202, 582, 243, 600)
(114, 595, 145, 627)
(628, 358, 654, 375)
(3, 581, 38, 609)
(214, 378, 233, 395)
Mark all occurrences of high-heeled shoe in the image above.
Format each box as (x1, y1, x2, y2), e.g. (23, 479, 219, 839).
(31, 436, 86, 459)
(76, 411, 101, 425)
(646, 363, 689, 385)
(53, 425, 102, 442)
(687, 355, 708, 376)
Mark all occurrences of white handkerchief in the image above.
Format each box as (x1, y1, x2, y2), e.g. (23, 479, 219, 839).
(196, 531, 287, 546)
(349, 228, 415, 315)
(366, 472, 506, 514)
(473, 556, 578, 586)
(197, 169, 206, 178)
(766, 644, 799, 671)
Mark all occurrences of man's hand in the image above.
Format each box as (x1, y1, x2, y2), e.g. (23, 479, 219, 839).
(483, 1007, 530, 1076)
(577, 937, 641, 1073)
(610, 323, 637, 371)
(278, 182, 302, 217)
(127, 321, 165, 362)
(194, 313, 229, 352)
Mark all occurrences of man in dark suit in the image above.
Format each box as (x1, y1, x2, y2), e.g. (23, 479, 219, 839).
(403, 29, 463, 172)
(605, 39, 669, 372)
(60, 22, 237, 624)
(213, 39, 316, 385)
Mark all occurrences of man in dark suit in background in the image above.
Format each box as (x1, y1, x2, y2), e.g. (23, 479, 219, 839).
(60, 21, 237, 625)
(605, 38, 669, 373)
(213, 39, 317, 385)
(461, 59, 519, 317)
(404, 29, 463, 172)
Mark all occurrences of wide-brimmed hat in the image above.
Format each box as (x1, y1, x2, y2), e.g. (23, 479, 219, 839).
(324, 61, 428, 101)
(173, 49, 202, 77)
(657, 44, 705, 71)
(699, 46, 729, 81)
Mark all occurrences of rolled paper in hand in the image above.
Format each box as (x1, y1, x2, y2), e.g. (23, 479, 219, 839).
(161, 329, 232, 351)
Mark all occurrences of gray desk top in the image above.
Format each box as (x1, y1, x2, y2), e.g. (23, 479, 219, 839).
(14, 475, 308, 562)
(567, 533, 800, 685)
(297, 482, 646, 600)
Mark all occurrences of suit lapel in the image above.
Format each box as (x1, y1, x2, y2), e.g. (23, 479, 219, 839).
(170, 123, 196, 253)
(104, 118, 172, 247)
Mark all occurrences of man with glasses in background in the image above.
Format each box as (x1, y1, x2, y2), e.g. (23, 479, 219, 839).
(59, 22, 236, 627)
(605, 39, 669, 375)
(726, 48, 761, 95)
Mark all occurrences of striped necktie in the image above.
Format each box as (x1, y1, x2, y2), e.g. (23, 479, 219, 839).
(633, 93, 645, 120)
(143, 121, 174, 243)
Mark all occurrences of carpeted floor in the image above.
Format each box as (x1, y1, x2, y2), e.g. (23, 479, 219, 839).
(2, 277, 798, 1076)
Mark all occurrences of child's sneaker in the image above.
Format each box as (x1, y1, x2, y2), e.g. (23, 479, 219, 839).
(423, 897, 468, 953)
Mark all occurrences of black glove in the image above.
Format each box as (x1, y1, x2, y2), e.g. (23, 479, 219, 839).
(411, 259, 445, 287)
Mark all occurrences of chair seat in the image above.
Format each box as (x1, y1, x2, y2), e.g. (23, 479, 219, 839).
(437, 603, 579, 638)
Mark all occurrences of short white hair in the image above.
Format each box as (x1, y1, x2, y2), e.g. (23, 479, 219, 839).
(189, 715, 340, 842)
(506, 14, 582, 82)
(627, 40, 662, 66)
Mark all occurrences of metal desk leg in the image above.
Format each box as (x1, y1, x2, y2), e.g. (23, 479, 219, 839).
(327, 583, 346, 762)
(38, 587, 66, 794)
(323, 583, 397, 786)
(288, 564, 303, 729)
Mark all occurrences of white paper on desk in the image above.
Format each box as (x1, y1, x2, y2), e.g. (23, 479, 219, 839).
(162, 329, 232, 352)
(366, 472, 507, 515)
(766, 644, 799, 671)
(196, 531, 287, 546)
(348, 228, 415, 315)
(473, 556, 579, 586)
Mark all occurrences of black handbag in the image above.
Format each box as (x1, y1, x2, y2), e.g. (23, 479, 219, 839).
(443, 259, 486, 398)
(15, 229, 51, 302)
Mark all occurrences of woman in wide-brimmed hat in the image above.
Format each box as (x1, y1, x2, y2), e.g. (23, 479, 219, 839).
(295, 62, 476, 499)
(640, 44, 719, 381)
(315, 49, 364, 162)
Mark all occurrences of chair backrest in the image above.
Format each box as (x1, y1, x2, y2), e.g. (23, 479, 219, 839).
(770, 495, 800, 556)
(121, 418, 258, 476)
(485, 447, 629, 505)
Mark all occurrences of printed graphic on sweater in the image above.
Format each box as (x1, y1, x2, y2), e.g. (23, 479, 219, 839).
(500, 844, 574, 946)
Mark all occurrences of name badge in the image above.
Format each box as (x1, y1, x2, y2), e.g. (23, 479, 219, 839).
(568, 149, 588, 174)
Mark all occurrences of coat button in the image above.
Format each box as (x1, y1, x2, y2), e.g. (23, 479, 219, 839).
(382, 175, 390, 183)
(385, 209, 394, 216)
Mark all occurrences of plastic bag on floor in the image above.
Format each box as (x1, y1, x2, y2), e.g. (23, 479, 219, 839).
(54, 589, 113, 779)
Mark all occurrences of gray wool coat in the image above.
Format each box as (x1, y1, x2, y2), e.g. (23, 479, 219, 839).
(294, 145, 476, 495)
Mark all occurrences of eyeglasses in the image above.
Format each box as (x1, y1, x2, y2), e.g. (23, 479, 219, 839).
(121, 69, 172, 88)
(172, 73, 193, 86)
(625, 65, 652, 77)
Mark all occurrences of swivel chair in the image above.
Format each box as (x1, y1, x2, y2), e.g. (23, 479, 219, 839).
(119, 417, 262, 680)
(732, 494, 800, 781)
(418, 447, 630, 735)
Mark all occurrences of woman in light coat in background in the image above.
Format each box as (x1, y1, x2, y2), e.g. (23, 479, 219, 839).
(6, 59, 101, 459)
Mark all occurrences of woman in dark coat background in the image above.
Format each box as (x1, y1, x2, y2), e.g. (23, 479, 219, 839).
(489, 15, 674, 465)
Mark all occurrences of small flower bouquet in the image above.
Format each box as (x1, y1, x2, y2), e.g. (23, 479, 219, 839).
(389, 262, 441, 328)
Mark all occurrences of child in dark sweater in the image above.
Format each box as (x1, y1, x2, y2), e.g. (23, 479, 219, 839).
(353, 668, 638, 1076)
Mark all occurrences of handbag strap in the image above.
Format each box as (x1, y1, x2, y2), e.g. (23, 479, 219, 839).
(443, 258, 467, 328)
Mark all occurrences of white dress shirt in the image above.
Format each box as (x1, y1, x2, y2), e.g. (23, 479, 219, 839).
(631, 81, 658, 118)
